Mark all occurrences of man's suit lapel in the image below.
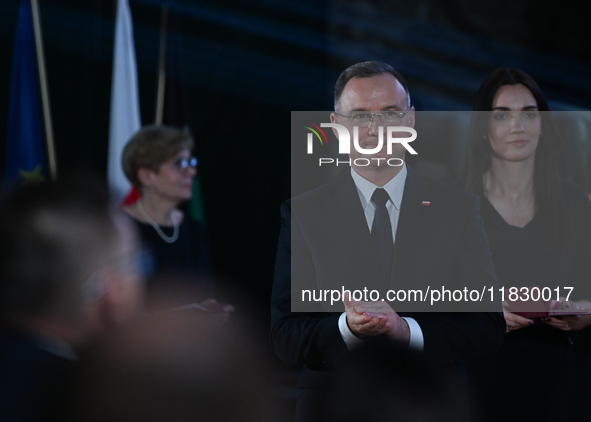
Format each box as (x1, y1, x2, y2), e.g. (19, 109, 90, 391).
(391, 167, 435, 279)
(323, 171, 382, 283)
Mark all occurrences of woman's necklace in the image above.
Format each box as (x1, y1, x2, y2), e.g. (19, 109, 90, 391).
(137, 200, 179, 243)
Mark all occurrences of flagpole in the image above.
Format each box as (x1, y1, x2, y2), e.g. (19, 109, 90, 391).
(155, 4, 169, 125)
(30, 0, 57, 181)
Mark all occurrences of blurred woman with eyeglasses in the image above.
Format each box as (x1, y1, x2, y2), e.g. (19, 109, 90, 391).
(122, 125, 231, 314)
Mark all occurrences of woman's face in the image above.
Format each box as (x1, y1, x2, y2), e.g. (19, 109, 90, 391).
(487, 84, 541, 163)
(149, 147, 196, 203)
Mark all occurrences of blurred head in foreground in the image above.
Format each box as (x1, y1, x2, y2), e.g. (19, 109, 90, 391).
(0, 176, 144, 347)
(64, 310, 277, 422)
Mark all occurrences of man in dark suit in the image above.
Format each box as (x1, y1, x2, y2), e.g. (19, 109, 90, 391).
(270, 61, 505, 420)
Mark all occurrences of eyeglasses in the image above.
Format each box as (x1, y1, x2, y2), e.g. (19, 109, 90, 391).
(335, 106, 413, 127)
(170, 156, 198, 173)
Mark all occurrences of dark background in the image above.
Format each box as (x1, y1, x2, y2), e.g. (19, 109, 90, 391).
(1, 0, 590, 404)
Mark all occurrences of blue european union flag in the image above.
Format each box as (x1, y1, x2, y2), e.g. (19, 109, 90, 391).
(4, 0, 46, 188)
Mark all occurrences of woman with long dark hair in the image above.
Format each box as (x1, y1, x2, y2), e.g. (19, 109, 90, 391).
(462, 68, 591, 421)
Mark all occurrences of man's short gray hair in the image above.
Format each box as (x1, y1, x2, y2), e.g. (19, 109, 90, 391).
(333, 61, 411, 111)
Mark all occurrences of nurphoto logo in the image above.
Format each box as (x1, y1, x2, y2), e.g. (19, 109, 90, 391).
(304, 122, 417, 167)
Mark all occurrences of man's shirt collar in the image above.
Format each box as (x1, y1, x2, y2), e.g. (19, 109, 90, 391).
(350, 164, 407, 210)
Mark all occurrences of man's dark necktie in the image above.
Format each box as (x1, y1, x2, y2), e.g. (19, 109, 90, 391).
(371, 188, 394, 285)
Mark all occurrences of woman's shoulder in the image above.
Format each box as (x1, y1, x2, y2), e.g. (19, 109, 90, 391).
(121, 205, 153, 234)
(122, 204, 143, 223)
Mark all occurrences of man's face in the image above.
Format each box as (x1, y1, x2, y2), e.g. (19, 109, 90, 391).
(331, 74, 414, 166)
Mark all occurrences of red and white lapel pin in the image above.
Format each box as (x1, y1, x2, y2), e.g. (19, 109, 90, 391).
(421, 201, 430, 206)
